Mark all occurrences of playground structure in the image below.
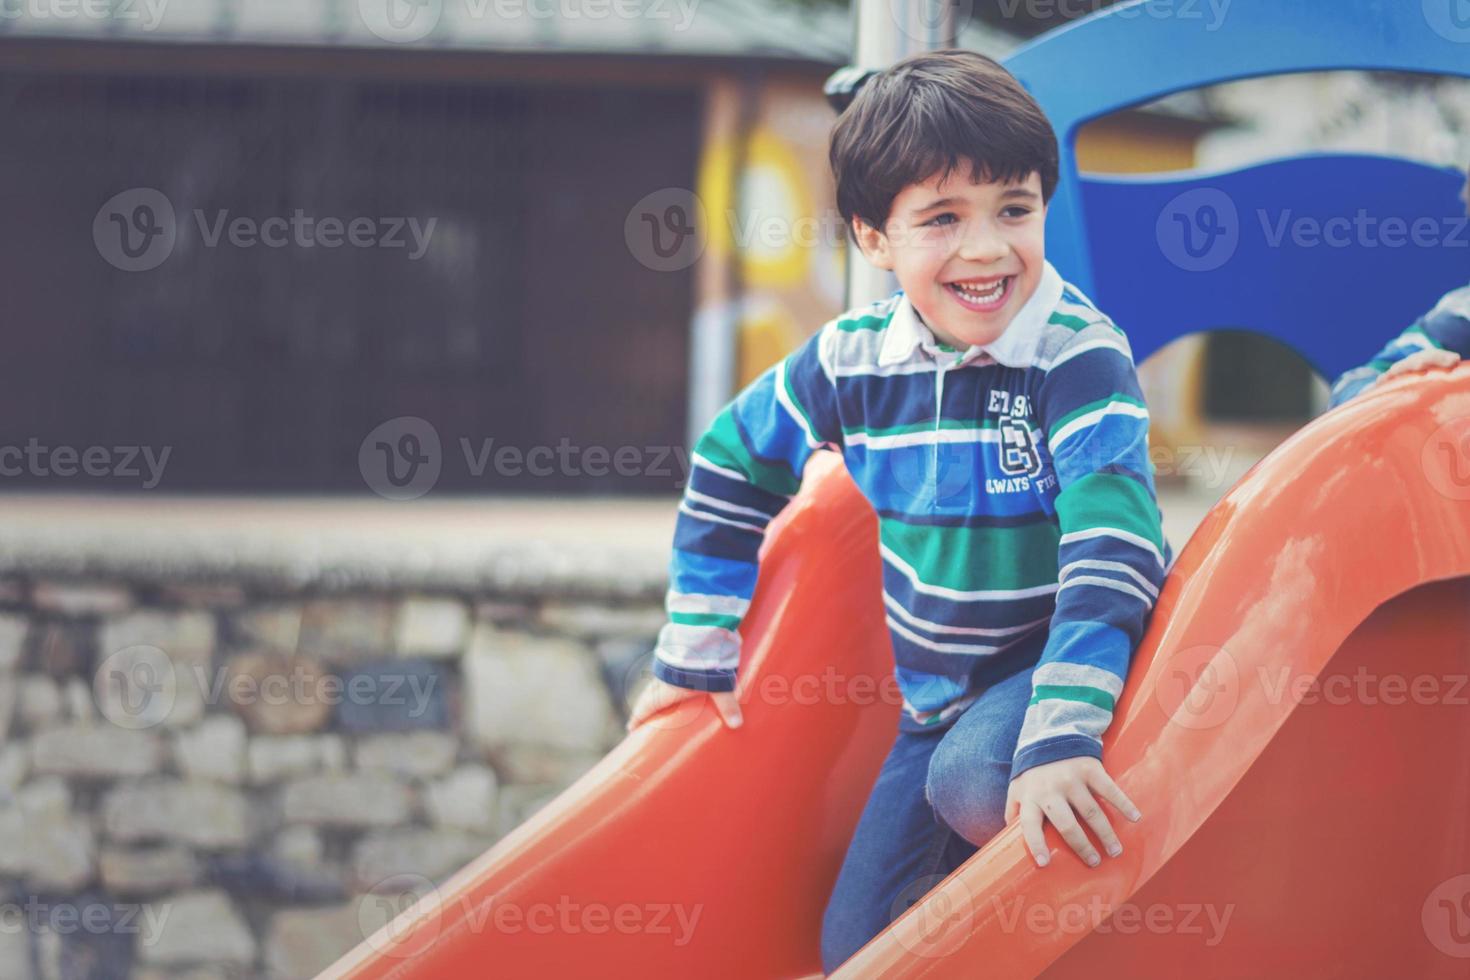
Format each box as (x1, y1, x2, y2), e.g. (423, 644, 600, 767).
(322, 1, 1470, 976)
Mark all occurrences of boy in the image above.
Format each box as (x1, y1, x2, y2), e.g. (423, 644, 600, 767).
(627, 50, 1168, 971)
(1327, 164, 1469, 406)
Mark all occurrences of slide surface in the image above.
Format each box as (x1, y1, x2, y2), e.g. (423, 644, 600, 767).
(322, 369, 1470, 979)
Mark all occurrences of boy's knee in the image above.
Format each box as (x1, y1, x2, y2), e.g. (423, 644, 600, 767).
(925, 739, 1011, 847)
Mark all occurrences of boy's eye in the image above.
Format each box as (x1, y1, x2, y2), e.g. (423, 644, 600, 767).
(925, 212, 958, 227)
(1001, 206, 1033, 219)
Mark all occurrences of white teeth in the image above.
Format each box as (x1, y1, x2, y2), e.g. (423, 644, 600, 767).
(952, 278, 1006, 304)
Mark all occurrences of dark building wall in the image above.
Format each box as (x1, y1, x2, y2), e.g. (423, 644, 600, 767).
(0, 46, 700, 493)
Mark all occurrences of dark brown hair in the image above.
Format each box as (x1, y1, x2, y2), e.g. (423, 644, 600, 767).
(829, 49, 1060, 235)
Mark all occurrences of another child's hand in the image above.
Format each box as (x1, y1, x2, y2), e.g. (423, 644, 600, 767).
(1004, 756, 1140, 869)
(1378, 348, 1461, 384)
(626, 676, 743, 732)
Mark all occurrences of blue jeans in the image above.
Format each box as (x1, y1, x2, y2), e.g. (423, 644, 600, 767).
(819, 664, 1034, 974)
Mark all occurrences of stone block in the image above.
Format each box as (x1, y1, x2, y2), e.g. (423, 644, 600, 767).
(393, 597, 469, 658)
(279, 774, 411, 829)
(462, 626, 615, 753)
(137, 890, 255, 969)
(102, 780, 251, 848)
(173, 716, 247, 784)
(353, 732, 457, 779)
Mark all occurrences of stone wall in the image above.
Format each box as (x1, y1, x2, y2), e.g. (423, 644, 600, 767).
(0, 578, 665, 979)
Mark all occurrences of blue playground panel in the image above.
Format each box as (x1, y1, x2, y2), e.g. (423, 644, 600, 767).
(1003, 0, 1470, 379)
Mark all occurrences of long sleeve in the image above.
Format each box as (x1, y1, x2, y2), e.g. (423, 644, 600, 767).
(1012, 322, 1167, 778)
(652, 323, 844, 691)
(1329, 285, 1470, 407)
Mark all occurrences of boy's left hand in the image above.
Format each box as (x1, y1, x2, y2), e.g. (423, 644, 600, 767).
(1005, 756, 1140, 869)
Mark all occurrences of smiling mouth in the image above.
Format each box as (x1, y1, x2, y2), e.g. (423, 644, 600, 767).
(945, 276, 1013, 311)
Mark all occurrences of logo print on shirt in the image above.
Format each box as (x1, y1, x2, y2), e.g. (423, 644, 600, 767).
(998, 416, 1042, 478)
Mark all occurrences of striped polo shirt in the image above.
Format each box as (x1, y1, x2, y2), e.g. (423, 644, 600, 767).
(1329, 284, 1470, 406)
(653, 260, 1171, 777)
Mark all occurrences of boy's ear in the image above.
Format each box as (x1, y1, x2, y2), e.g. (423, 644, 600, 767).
(851, 216, 895, 271)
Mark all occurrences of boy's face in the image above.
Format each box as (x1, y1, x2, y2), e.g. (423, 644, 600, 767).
(854, 163, 1046, 350)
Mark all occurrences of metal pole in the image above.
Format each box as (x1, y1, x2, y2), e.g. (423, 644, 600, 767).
(843, 0, 958, 308)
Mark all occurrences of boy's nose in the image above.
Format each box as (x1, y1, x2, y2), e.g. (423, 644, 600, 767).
(956, 229, 1009, 264)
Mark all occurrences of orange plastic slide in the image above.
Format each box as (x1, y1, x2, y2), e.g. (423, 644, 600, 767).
(322, 369, 1470, 979)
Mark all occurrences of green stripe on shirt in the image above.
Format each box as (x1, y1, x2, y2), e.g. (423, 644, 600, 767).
(1055, 471, 1164, 551)
(1047, 393, 1146, 441)
(879, 516, 1060, 592)
(1029, 684, 1116, 711)
(695, 405, 803, 497)
(669, 611, 743, 631)
(836, 313, 889, 332)
(842, 417, 999, 439)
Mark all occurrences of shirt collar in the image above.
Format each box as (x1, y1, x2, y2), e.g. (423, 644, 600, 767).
(878, 260, 1065, 369)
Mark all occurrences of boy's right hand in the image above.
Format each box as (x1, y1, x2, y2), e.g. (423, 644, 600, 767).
(626, 676, 744, 732)
(1378, 348, 1461, 384)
